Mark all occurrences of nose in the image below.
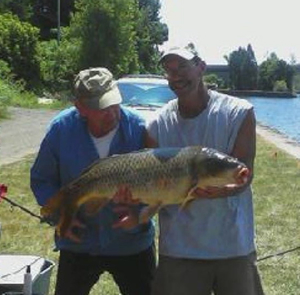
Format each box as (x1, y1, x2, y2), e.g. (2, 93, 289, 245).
(101, 106, 118, 119)
(164, 69, 182, 80)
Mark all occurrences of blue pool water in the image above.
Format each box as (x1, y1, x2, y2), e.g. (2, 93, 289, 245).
(246, 95, 300, 143)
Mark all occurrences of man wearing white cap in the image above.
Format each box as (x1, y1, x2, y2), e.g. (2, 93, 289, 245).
(31, 67, 155, 295)
(145, 46, 265, 294)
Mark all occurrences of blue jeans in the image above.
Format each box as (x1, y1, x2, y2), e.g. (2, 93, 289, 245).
(55, 245, 156, 295)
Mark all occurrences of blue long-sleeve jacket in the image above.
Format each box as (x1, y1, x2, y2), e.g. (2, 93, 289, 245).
(31, 106, 155, 255)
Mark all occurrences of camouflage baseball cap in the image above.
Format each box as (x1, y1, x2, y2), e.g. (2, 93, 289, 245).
(74, 67, 122, 109)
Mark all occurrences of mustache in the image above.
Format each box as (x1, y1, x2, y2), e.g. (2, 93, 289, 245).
(169, 80, 189, 90)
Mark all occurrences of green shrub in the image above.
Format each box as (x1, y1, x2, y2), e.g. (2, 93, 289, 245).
(203, 73, 225, 89)
(0, 13, 40, 88)
(273, 80, 288, 92)
(37, 28, 80, 93)
(0, 78, 9, 118)
(0, 59, 14, 80)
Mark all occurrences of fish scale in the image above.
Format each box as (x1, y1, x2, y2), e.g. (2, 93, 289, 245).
(85, 149, 189, 189)
(41, 146, 249, 238)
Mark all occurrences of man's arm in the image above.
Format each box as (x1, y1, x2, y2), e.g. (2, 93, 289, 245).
(192, 108, 256, 199)
(30, 134, 61, 206)
(231, 108, 256, 184)
(144, 131, 158, 148)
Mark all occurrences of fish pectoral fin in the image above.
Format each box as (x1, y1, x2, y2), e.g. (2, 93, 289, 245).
(84, 198, 109, 216)
(139, 202, 163, 224)
(179, 187, 198, 210)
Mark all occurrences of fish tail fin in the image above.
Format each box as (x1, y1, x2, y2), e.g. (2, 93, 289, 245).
(40, 190, 65, 220)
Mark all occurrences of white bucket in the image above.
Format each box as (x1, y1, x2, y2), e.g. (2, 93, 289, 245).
(0, 255, 55, 295)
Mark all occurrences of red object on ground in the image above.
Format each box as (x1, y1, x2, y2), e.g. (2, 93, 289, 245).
(0, 183, 8, 201)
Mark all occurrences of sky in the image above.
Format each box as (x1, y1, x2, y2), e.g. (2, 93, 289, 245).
(159, 0, 299, 65)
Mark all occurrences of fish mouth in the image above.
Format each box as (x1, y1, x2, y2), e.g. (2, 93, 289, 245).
(196, 164, 250, 189)
(235, 165, 250, 185)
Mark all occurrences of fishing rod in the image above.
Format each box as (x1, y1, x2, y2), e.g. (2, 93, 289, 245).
(0, 183, 52, 225)
(257, 246, 300, 262)
(1, 195, 44, 222)
(2, 183, 300, 260)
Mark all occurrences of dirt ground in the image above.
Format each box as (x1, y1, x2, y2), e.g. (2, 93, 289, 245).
(0, 107, 59, 166)
(1, 107, 300, 166)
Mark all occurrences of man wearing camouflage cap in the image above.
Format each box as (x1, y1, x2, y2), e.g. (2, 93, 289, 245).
(31, 67, 155, 295)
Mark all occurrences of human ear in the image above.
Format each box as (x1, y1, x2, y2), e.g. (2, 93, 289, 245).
(75, 100, 88, 116)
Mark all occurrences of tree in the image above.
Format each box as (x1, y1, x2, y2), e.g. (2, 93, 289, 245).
(293, 73, 300, 92)
(203, 74, 225, 89)
(37, 27, 80, 92)
(258, 53, 295, 91)
(224, 44, 258, 90)
(0, 0, 34, 21)
(135, 0, 168, 73)
(0, 13, 40, 88)
(246, 44, 258, 89)
(68, 0, 168, 76)
(69, 0, 139, 76)
(32, 0, 75, 40)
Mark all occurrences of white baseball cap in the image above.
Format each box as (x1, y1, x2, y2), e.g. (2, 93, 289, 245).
(160, 46, 197, 62)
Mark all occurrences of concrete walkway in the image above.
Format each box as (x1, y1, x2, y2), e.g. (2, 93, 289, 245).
(0, 107, 59, 166)
(256, 124, 300, 160)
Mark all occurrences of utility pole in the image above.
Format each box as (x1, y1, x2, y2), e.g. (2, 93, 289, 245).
(57, 0, 61, 45)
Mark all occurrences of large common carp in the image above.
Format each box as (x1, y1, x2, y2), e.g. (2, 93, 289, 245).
(41, 146, 250, 237)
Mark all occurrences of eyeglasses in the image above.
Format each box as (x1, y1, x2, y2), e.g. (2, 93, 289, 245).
(163, 60, 198, 78)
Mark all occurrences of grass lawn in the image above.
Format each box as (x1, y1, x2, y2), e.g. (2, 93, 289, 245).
(1, 136, 300, 294)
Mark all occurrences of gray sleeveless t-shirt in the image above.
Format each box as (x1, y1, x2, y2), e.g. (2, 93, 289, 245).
(147, 90, 255, 259)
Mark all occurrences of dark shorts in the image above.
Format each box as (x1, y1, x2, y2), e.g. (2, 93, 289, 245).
(54, 245, 156, 295)
(151, 252, 265, 295)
